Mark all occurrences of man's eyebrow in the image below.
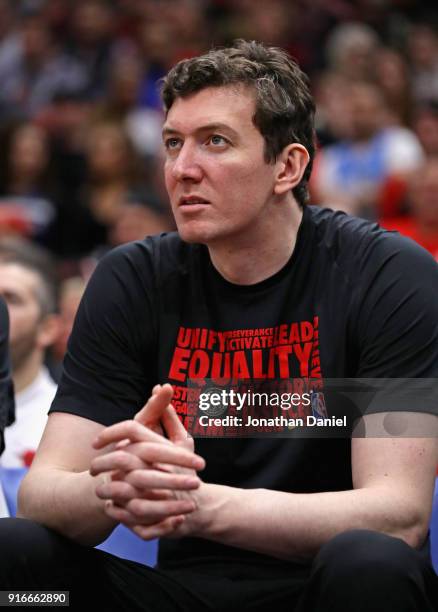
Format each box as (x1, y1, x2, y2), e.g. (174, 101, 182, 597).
(162, 123, 239, 138)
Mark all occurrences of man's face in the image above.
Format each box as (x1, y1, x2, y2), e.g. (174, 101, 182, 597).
(0, 263, 43, 369)
(348, 84, 384, 141)
(163, 85, 279, 246)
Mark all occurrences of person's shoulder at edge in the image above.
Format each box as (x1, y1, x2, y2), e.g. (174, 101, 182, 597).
(307, 204, 438, 272)
(100, 231, 194, 267)
(95, 231, 201, 288)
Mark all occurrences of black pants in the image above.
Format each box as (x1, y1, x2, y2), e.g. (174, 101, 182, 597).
(0, 518, 437, 611)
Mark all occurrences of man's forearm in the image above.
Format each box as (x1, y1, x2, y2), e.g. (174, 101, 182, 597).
(17, 468, 118, 546)
(194, 483, 426, 561)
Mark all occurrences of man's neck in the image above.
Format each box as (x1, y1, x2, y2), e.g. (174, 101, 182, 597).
(13, 352, 44, 394)
(208, 201, 303, 285)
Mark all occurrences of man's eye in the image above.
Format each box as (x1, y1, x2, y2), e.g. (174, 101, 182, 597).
(209, 135, 227, 146)
(164, 138, 181, 150)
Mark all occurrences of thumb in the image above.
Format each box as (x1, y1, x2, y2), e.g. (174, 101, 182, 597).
(161, 404, 190, 444)
(134, 384, 174, 433)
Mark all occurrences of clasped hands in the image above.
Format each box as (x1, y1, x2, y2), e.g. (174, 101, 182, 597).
(89, 384, 206, 540)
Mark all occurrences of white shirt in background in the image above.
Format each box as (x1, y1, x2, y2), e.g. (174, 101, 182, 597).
(0, 367, 57, 468)
(0, 483, 9, 517)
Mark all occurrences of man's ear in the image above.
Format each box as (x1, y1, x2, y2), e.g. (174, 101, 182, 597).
(273, 143, 310, 196)
(36, 314, 61, 350)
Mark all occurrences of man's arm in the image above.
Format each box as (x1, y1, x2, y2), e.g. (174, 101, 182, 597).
(18, 406, 205, 547)
(17, 412, 119, 546)
(184, 232, 438, 560)
(187, 420, 437, 561)
(93, 397, 437, 560)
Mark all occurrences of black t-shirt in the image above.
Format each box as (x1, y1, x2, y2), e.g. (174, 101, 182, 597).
(50, 205, 438, 567)
(0, 297, 14, 457)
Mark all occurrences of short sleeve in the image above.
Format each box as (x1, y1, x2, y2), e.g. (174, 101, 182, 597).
(50, 241, 158, 426)
(353, 232, 438, 380)
(0, 297, 15, 456)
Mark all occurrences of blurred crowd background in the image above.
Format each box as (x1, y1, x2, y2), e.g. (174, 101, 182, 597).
(0, 0, 438, 467)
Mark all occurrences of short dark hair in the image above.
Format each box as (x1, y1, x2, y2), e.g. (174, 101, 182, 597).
(161, 39, 316, 206)
(0, 237, 58, 317)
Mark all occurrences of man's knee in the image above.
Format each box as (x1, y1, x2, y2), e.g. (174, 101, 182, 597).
(296, 530, 437, 612)
(0, 517, 59, 556)
(314, 528, 421, 585)
(0, 517, 90, 587)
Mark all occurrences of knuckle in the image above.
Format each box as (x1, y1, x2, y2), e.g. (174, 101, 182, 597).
(126, 421, 138, 437)
(169, 500, 186, 513)
(113, 482, 131, 498)
(115, 451, 132, 470)
(171, 475, 186, 488)
(133, 472, 150, 487)
(141, 443, 156, 462)
(128, 499, 145, 517)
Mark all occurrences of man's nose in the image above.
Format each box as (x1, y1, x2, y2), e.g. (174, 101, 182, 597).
(171, 142, 203, 182)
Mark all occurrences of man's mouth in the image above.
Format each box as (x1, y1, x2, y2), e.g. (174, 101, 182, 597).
(179, 196, 210, 206)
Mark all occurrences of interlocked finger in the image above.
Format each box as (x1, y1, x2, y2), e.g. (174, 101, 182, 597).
(93, 418, 171, 450)
(123, 468, 201, 491)
(103, 496, 196, 526)
(90, 449, 147, 476)
(90, 442, 203, 477)
(131, 515, 186, 540)
(96, 478, 141, 505)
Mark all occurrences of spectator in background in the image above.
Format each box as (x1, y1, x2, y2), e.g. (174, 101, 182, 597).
(162, 0, 209, 58)
(81, 197, 174, 280)
(231, 0, 294, 51)
(408, 23, 438, 103)
(33, 90, 92, 260)
(312, 80, 424, 218)
(313, 72, 353, 147)
(107, 201, 173, 249)
(51, 275, 86, 382)
(47, 120, 143, 260)
(68, 0, 128, 101)
(136, 16, 178, 112)
(92, 53, 143, 124)
(381, 156, 438, 261)
(0, 8, 87, 119)
(39, 0, 71, 43)
(0, 122, 56, 246)
(78, 121, 154, 247)
(378, 100, 438, 218)
(0, 237, 59, 468)
(374, 47, 414, 127)
(324, 21, 379, 81)
(413, 101, 438, 157)
(49, 119, 169, 268)
(0, 0, 19, 74)
(92, 53, 164, 159)
(137, 0, 209, 112)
